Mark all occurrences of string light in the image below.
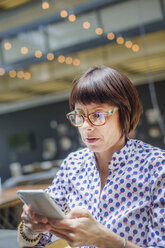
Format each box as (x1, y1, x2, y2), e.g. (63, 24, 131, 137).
(60, 10, 68, 18)
(0, 68, 5, 76)
(58, 55, 65, 63)
(35, 50, 42, 58)
(83, 22, 90, 29)
(107, 32, 115, 40)
(73, 58, 80, 66)
(4, 41, 12, 50)
(9, 70, 16, 78)
(132, 44, 140, 52)
(95, 28, 103, 35)
(24, 72, 31, 80)
(42, 0, 49, 9)
(116, 36, 124, 45)
(68, 14, 76, 22)
(47, 53, 54, 61)
(21, 46, 28, 55)
(65, 57, 72, 64)
(125, 40, 133, 48)
(17, 71, 24, 79)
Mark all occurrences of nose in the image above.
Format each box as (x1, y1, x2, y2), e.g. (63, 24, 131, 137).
(82, 117, 93, 129)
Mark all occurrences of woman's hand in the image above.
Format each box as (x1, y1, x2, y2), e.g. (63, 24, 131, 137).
(21, 204, 51, 234)
(48, 207, 102, 247)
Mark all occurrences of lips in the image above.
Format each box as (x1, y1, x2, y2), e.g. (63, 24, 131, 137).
(86, 138, 100, 143)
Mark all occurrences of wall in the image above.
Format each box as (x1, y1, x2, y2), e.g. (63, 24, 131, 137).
(136, 80, 165, 149)
(0, 100, 79, 182)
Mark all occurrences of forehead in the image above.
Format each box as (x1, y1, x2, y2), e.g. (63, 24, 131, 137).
(75, 102, 113, 111)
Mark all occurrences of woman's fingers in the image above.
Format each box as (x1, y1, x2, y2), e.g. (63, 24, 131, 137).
(67, 207, 90, 219)
(24, 221, 51, 234)
(48, 208, 101, 247)
(21, 204, 48, 224)
(48, 218, 78, 232)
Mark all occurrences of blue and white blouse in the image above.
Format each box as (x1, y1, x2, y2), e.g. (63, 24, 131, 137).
(36, 139, 165, 248)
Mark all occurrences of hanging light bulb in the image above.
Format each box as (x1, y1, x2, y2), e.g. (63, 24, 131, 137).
(107, 32, 115, 40)
(0, 68, 5, 76)
(24, 72, 31, 80)
(35, 50, 43, 58)
(58, 55, 65, 63)
(42, 0, 49, 9)
(9, 70, 16, 78)
(95, 28, 103, 35)
(68, 14, 76, 22)
(17, 71, 24, 79)
(125, 40, 133, 48)
(60, 10, 68, 18)
(83, 22, 90, 29)
(4, 41, 12, 50)
(65, 57, 72, 64)
(116, 36, 124, 45)
(20, 46, 28, 55)
(47, 53, 54, 61)
(132, 44, 140, 52)
(73, 58, 80, 66)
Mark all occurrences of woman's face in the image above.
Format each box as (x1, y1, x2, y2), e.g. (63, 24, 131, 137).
(75, 102, 125, 156)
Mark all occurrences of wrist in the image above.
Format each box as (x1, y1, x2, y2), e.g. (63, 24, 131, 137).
(18, 221, 41, 244)
(24, 225, 39, 237)
(96, 224, 125, 248)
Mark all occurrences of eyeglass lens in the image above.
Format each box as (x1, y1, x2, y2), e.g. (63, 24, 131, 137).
(69, 112, 106, 126)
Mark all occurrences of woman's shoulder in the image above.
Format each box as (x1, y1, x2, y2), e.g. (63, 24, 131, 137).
(130, 138, 165, 163)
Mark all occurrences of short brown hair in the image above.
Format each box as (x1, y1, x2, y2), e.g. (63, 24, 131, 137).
(69, 66, 143, 137)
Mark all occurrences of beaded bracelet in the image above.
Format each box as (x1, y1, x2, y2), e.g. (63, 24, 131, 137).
(19, 221, 41, 243)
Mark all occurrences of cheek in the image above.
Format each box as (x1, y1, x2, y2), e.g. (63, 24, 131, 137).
(106, 114, 122, 136)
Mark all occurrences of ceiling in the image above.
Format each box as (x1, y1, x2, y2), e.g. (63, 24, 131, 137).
(0, 0, 33, 11)
(0, 0, 165, 113)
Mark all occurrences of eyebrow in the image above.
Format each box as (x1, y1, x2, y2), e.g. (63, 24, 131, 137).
(75, 107, 107, 112)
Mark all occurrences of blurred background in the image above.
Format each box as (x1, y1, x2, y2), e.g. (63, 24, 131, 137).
(0, 0, 165, 184)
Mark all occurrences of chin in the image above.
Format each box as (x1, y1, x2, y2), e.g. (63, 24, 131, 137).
(86, 144, 102, 153)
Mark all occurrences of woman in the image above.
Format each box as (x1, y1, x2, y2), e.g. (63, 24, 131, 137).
(18, 66, 165, 248)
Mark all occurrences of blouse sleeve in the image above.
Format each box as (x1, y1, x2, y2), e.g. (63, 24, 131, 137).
(146, 157, 165, 248)
(45, 156, 70, 214)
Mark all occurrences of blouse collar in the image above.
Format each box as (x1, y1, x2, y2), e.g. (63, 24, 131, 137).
(90, 139, 135, 172)
(108, 138, 135, 171)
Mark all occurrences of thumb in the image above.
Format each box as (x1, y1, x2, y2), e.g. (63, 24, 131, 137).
(68, 207, 90, 219)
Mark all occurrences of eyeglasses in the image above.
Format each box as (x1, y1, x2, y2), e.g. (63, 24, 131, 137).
(66, 107, 118, 127)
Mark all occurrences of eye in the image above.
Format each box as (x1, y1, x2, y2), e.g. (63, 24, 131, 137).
(92, 112, 103, 118)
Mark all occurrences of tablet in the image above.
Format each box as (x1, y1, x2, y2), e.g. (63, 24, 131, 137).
(17, 189, 64, 219)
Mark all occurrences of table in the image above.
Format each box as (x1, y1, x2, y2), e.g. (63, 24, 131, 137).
(0, 185, 48, 229)
(0, 184, 48, 209)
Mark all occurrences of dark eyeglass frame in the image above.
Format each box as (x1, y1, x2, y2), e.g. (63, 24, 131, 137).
(66, 107, 118, 127)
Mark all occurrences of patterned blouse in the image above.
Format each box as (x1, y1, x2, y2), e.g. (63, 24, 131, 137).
(35, 139, 165, 248)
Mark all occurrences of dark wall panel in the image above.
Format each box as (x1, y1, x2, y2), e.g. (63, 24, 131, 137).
(0, 100, 79, 182)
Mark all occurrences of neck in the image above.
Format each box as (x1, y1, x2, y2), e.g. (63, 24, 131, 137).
(95, 136, 126, 170)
